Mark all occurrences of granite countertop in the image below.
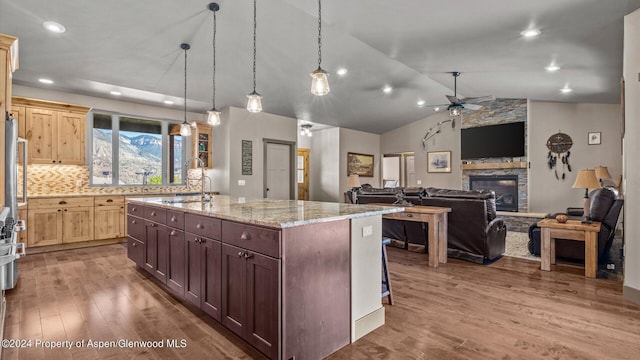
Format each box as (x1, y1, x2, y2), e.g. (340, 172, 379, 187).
(127, 195, 404, 229)
(28, 191, 200, 199)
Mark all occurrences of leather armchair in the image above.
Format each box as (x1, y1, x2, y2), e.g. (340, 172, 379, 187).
(528, 187, 623, 264)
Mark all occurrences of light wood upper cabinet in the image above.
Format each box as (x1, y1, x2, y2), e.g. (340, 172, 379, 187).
(10, 105, 25, 138)
(194, 123, 212, 168)
(13, 97, 90, 165)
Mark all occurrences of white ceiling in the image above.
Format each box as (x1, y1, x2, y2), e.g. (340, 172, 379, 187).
(1, 0, 638, 134)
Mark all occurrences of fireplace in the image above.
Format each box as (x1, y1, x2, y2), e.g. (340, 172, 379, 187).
(470, 175, 518, 212)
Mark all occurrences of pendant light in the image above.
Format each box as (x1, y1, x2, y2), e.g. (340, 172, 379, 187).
(246, 0, 262, 113)
(207, 3, 221, 126)
(180, 43, 192, 136)
(310, 0, 329, 96)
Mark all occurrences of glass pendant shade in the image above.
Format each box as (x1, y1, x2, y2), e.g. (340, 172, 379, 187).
(449, 106, 461, 117)
(180, 122, 192, 136)
(207, 109, 221, 126)
(310, 68, 330, 96)
(247, 92, 263, 113)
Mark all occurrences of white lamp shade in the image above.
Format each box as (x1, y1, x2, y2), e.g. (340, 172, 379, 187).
(246, 93, 263, 113)
(310, 69, 330, 96)
(347, 174, 361, 188)
(180, 122, 192, 136)
(207, 110, 221, 126)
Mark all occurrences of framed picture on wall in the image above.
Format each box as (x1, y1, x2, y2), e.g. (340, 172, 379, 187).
(347, 152, 374, 177)
(427, 151, 452, 173)
(588, 132, 601, 145)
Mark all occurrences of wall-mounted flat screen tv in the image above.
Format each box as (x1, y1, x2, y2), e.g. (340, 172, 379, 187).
(461, 122, 525, 159)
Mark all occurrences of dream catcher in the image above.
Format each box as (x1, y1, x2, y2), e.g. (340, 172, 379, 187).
(546, 132, 573, 180)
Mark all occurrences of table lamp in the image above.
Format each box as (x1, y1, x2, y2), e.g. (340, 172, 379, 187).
(347, 174, 361, 189)
(571, 169, 601, 224)
(595, 166, 612, 186)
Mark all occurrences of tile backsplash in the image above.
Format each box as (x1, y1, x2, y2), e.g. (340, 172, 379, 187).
(21, 165, 200, 196)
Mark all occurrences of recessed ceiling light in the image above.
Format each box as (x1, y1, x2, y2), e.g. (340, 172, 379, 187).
(110, 91, 122, 96)
(560, 87, 573, 93)
(43, 21, 66, 34)
(545, 65, 561, 72)
(163, 100, 174, 105)
(417, 100, 426, 107)
(382, 85, 393, 94)
(521, 29, 541, 38)
(336, 68, 348, 76)
(38, 78, 54, 84)
(434, 107, 440, 112)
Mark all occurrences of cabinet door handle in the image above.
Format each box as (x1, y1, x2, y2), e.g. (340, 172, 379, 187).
(57, 209, 61, 212)
(406, 213, 413, 218)
(132, 207, 137, 212)
(59, 160, 62, 163)
(238, 251, 244, 257)
(149, 223, 156, 227)
(131, 219, 137, 224)
(243, 252, 254, 259)
(106, 199, 113, 203)
(132, 242, 136, 247)
(196, 224, 204, 229)
(59, 200, 67, 205)
(150, 211, 156, 216)
(170, 216, 177, 222)
(52, 160, 56, 163)
(240, 231, 251, 240)
(64, 209, 67, 212)
(170, 230, 177, 236)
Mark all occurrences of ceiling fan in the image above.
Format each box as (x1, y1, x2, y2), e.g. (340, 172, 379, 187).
(429, 72, 495, 116)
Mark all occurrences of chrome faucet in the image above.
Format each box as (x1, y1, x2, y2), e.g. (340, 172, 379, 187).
(184, 157, 209, 202)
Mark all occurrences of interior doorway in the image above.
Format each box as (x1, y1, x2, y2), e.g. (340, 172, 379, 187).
(297, 148, 310, 200)
(382, 152, 415, 187)
(264, 139, 296, 200)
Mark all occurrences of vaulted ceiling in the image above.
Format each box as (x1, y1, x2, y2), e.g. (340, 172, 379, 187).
(1, 0, 638, 133)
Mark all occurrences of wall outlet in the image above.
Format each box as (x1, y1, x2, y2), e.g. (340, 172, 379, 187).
(416, 180, 422, 185)
(76, 180, 83, 187)
(238, 179, 246, 186)
(238, 197, 246, 203)
(607, 263, 615, 270)
(362, 225, 373, 237)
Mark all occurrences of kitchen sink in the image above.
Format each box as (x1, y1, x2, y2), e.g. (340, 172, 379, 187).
(162, 198, 202, 204)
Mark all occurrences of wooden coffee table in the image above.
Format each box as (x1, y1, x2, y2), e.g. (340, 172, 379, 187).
(370, 203, 451, 268)
(537, 219, 601, 277)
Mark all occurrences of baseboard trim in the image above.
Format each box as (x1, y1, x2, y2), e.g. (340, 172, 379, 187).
(353, 306, 385, 342)
(623, 285, 640, 305)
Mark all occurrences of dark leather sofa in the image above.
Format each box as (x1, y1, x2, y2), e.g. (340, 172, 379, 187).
(528, 187, 623, 264)
(353, 186, 507, 263)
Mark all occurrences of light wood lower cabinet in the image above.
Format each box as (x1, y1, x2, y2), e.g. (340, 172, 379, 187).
(27, 197, 95, 247)
(27, 208, 63, 247)
(94, 196, 126, 240)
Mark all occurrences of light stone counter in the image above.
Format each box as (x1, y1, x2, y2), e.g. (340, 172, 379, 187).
(127, 195, 403, 229)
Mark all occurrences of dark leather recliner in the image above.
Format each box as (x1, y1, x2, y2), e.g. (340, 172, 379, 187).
(355, 187, 507, 263)
(527, 187, 623, 264)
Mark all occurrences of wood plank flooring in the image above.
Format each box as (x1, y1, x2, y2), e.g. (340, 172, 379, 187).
(3, 244, 640, 359)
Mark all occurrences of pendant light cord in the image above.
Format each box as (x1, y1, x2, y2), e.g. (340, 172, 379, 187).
(252, 0, 257, 92)
(317, 0, 322, 68)
(212, 8, 217, 109)
(184, 47, 188, 123)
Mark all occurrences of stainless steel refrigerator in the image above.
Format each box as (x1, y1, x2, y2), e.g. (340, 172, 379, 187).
(0, 111, 27, 348)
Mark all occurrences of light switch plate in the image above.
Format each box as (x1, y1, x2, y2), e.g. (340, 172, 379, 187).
(238, 180, 246, 186)
(362, 225, 373, 237)
(416, 180, 422, 185)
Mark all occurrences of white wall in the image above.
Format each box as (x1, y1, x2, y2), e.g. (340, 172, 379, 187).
(310, 127, 340, 202)
(13, 85, 205, 122)
(212, 107, 297, 198)
(381, 111, 462, 190)
(624, 9, 640, 301)
(339, 128, 381, 197)
(528, 101, 622, 213)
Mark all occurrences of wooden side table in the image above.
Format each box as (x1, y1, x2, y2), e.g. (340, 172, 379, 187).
(370, 203, 451, 268)
(537, 219, 601, 278)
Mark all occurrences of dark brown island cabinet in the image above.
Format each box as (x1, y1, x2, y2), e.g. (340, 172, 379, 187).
(126, 196, 398, 360)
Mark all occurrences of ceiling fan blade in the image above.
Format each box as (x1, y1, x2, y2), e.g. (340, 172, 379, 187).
(461, 95, 495, 104)
(445, 95, 460, 104)
(463, 103, 483, 110)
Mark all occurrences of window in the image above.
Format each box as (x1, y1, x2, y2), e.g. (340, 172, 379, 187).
(90, 112, 187, 186)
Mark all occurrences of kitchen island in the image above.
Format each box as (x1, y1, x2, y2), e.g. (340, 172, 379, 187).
(126, 195, 402, 360)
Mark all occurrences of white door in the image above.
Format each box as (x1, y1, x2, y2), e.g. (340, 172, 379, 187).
(266, 143, 291, 199)
(405, 155, 416, 186)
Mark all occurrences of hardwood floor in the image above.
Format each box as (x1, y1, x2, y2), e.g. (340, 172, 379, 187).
(3, 244, 640, 359)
